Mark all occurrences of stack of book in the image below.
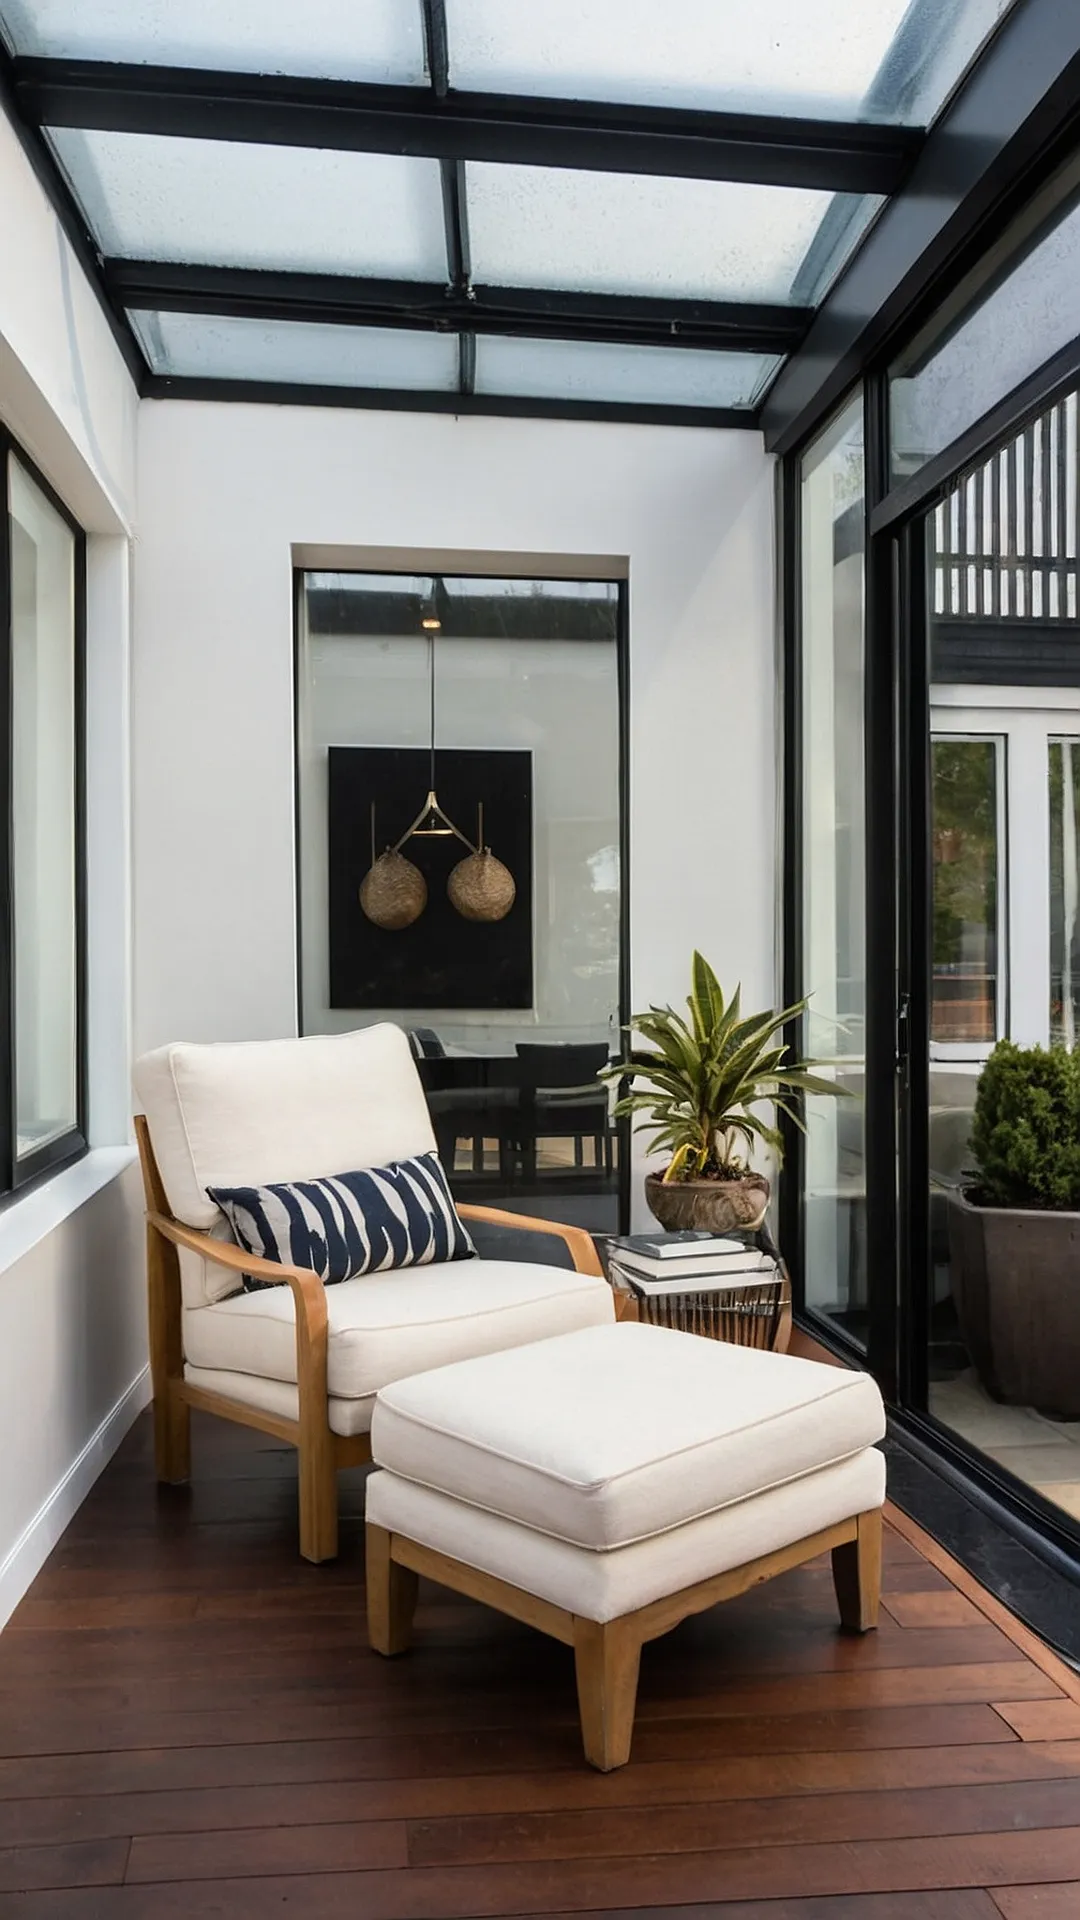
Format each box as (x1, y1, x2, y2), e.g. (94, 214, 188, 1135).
(607, 1229, 778, 1299)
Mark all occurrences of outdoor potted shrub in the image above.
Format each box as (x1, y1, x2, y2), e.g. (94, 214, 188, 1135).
(602, 952, 837, 1235)
(949, 1039, 1080, 1418)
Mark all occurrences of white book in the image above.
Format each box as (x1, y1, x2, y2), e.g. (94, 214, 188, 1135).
(613, 1232, 755, 1263)
(610, 1257, 778, 1299)
(612, 1245, 773, 1281)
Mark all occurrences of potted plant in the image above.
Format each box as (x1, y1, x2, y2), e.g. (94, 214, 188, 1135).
(948, 1039, 1080, 1418)
(602, 952, 839, 1235)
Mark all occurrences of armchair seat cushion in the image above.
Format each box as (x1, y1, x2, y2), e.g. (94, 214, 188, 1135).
(182, 1257, 614, 1406)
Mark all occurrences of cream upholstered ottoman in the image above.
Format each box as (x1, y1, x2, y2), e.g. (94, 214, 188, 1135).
(365, 1321, 887, 1769)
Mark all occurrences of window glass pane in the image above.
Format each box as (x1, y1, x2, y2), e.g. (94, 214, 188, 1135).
(466, 163, 878, 304)
(474, 336, 775, 407)
(8, 456, 78, 1160)
(800, 394, 866, 1344)
(446, 0, 1013, 125)
(1049, 739, 1080, 1045)
(129, 312, 460, 390)
(0, 0, 427, 82)
(931, 740, 1000, 1044)
(47, 129, 447, 279)
(891, 190, 1080, 479)
(296, 571, 622, 1235)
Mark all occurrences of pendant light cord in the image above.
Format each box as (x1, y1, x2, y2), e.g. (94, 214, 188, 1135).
(429, 630, 436, 795)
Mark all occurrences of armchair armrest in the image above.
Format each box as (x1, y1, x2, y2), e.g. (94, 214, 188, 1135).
(457, 1203, 603, 1278)
(146, 1212, 329, 1411)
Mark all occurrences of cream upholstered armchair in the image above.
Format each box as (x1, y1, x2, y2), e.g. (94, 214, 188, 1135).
(133, 1024, 614, 1562)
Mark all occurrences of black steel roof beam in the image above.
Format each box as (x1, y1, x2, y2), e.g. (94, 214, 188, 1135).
(105, 260, 810, 356)
(14, 58, 921, 194)
(142, 374, 754, 430)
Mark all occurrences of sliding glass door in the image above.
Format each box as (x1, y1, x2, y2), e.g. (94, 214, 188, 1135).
(916, 419, 1080, 1527)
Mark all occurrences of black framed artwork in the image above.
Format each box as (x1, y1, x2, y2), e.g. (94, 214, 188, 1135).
(327, 745, 533, 1009)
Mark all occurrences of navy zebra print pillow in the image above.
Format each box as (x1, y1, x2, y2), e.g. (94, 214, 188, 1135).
(207, 1152, 476, 1290)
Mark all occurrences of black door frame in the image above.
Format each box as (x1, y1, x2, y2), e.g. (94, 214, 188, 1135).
(784, 342, 1080, 1564)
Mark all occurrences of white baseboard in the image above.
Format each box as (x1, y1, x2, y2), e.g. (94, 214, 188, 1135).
(0, 1365, 151, 1628)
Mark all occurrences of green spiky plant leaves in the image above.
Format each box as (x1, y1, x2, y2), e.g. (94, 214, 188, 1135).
(600, 951, 843, 1184)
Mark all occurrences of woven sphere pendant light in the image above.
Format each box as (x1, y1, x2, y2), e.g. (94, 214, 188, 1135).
(359, 849, 427, 929)
(447, 848, 516, 923)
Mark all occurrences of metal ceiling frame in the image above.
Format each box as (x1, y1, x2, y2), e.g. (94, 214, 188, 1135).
(11, 57, 919, 195)
(5, 2, 1075, 431)
(106, 262, 809, 359)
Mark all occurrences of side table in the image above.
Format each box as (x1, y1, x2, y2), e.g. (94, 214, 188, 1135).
(601, 1224, 792, 1353)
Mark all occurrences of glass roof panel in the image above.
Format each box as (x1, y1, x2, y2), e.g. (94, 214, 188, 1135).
(466, 163, 879, 304)
(474, 336, 774, 407)
(128, 312, 460, 390)
(47, 129, 447, 278)
(0, 0, 427, 83)
(446, 0, 1015, 126)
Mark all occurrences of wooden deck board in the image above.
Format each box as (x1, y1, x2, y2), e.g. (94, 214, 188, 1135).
(0, 1409, 1078, 1915)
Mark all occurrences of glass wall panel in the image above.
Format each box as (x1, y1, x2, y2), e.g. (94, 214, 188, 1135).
(446, 0, 1014, 125)
(799, 395, 867, 1342)
(48, 129, 448, 279)
(473, 336, 776, 408)
(296, 571, 623, 1233)
(924, 398, 1080, 1527)
(0, 0, 427, 83)
(129, 312, 460, 389)
(891, 186, 1080, 480)
(8, 456, 79, 1162)
(466, 162, 880, 305)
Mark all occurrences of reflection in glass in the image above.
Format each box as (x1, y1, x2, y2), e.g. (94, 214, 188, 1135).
(295, 571, 622, 1233)
(931, 739, 1000, 1044)
(799, 394, 866, 1341)
(1050, 739, 1080, 1045)
(9, 456, 79, 1161)
(926, 438, 1080, 1531)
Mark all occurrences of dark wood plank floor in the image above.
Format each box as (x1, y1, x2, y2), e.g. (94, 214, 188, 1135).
(2, 1409, 1080, 1917)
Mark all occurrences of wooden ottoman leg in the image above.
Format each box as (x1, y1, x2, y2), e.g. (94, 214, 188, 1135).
(573, 1616, 642, 1771)
(832, 1507, 883, 1633)
(366, 1524, 419, 1656)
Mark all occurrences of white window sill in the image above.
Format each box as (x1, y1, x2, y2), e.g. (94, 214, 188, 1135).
(0, 1147, 138, 1278)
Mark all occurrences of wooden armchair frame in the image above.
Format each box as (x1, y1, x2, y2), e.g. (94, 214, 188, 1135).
(135, 1116, 605, 1563)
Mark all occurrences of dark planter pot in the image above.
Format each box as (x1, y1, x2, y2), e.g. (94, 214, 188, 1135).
(645, 1170, 770, 1235)
(947, 1189, 1080, 1418)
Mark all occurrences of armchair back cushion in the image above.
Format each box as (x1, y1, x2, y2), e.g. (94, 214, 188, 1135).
(133, 1024, 436, 1307)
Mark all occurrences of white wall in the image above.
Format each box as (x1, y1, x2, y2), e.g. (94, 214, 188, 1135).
(0, 101, 144, 1625)
(133, 401, 777, 1207)
(0, 110, 136, 536)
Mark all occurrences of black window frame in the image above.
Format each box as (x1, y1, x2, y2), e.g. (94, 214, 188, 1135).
(0, 425, 89, 1202)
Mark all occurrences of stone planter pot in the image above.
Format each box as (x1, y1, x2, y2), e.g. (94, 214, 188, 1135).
(947, 1189, 1080, 1418)
(645, 1170, 770, 1235)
